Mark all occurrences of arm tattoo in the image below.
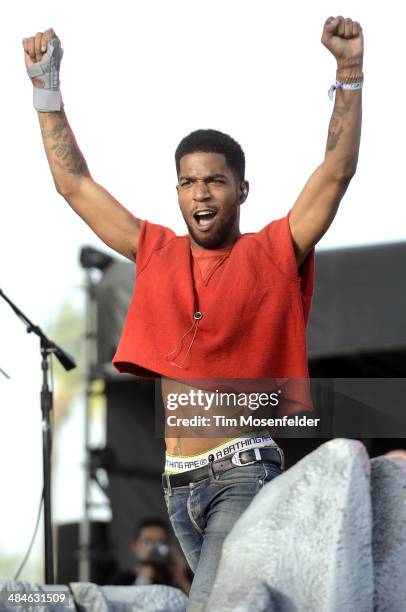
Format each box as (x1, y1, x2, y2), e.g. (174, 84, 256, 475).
(326, 99, 352, 152)
(39, 113, 89, 177)
(327, 124, 344, 151)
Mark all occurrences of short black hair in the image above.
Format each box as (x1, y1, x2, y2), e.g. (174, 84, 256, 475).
(133, 517, 169, 541)
(175, 129, 245, 181)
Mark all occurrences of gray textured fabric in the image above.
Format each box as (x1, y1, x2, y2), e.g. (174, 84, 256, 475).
(70, 582, 188, 612)
(371, 456, 406, 612)
(69, 583, 108, 612)
(231, 582, 289, 612)
(26, 36, 63, 111)
(0, 581, 73, 611)
(205, 438, 374, 612)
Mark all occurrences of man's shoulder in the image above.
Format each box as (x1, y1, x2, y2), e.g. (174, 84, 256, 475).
(136, 220, 188, 274)
(140, 219, 178, 239)
(237, 214, 290, 248)
(138, 220, 186, 251)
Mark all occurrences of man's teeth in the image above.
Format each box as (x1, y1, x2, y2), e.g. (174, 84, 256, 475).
(195, 211, 216, 226)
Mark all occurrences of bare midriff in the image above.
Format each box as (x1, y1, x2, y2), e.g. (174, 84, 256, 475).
(165, 435, 234, 457)
(162, 376, 241, 456)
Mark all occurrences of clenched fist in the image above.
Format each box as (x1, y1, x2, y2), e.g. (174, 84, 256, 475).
(23, 28, 58, 71)
(22, 27, 63, 111)
(321, 16, 364, 67)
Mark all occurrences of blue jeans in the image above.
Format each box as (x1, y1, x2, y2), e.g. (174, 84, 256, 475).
(163, 460, 283, 611)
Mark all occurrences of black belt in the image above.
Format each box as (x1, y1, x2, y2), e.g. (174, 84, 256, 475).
(162, 446, 282, 489)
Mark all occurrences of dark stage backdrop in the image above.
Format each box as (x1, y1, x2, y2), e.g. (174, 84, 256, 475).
(103, 376, 166, 570)
(307, 240, 406, 362)
(87, 241, 406, 570)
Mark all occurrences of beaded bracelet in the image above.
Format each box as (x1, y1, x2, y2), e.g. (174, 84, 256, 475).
(336, 72, 364, 84)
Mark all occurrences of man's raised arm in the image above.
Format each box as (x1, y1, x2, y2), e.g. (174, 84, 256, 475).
(289, 16, 363, 268)
(23, 28, 141, 262)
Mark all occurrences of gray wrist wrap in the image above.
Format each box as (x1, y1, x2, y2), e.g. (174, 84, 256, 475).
(26, 36, 63, 112)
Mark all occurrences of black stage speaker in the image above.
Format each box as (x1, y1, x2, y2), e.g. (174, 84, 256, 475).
(104, 378, 167, 570)
(56, 521, 116, 585)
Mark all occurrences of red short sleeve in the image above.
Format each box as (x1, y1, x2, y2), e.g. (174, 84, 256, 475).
(255, 211, 315, 324)
(136, 220, 177, 276)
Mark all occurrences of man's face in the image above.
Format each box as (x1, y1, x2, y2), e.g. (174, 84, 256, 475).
(132, 526, 169, 561)
(177, 152, 247, 249)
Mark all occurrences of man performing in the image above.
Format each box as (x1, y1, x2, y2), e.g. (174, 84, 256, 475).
(23, 15, 363, 610)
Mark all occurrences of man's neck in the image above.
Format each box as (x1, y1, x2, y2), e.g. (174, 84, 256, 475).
(190, 230, 241, 250)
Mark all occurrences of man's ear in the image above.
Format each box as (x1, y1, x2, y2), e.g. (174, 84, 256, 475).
(239, 180, 249, 203)
(176, 184, 179, 195)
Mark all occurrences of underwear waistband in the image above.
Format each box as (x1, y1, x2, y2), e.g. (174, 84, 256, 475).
(165, 430, 277, 473)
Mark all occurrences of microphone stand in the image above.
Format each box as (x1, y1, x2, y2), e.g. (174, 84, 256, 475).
(0, 288, 76, 584)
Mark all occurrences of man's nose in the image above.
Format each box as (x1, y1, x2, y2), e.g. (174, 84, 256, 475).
(193, 180, 210, 200)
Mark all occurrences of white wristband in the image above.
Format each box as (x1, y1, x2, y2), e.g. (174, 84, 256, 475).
(328, 80, 363, 101)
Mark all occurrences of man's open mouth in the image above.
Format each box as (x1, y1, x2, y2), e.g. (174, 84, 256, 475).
(193, 210, 218, 232)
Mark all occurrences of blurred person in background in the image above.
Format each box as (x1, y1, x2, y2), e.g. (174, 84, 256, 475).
(108, 517, 191, 593)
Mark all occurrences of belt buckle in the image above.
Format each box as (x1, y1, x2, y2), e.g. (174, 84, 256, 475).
(231, 448, 261, 467)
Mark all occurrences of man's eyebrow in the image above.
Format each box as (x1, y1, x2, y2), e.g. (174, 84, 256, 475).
(178, 173, 228, 181)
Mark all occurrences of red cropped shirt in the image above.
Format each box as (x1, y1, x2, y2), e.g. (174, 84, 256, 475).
(113, 211, 314, 409)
